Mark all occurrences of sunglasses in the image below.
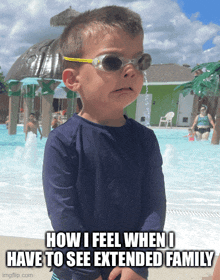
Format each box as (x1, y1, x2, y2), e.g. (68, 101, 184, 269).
(63, 53, 152, 72)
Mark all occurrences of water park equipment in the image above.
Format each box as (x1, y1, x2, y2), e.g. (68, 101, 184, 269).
(6, 77, 74, 137)
(5, 8, 80, 137)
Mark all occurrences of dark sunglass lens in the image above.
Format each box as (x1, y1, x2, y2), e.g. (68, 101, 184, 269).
(138, 54, 152, 70)
(102, 56, 122, 71)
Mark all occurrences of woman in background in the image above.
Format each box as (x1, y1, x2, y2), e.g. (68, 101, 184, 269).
(191, 105, 215, 140)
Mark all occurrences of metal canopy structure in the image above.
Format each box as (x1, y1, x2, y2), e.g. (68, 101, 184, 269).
(6, 6, 81, 81)
(5, 7, 81, 137)
(5, 38, 62, 81)
(5, 7, 81, 82)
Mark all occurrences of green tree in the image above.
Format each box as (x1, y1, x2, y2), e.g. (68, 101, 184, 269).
(175, 61, 220, 144)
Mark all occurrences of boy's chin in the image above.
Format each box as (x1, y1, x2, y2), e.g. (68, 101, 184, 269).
(116, 95, 139, 109)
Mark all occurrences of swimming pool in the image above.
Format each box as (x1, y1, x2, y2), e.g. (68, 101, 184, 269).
(0, 124, 219, 255)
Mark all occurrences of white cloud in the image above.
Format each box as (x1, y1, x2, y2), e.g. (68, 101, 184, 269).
(170, 13, 190, 27)
(9, 20, 27, 37)
(213, 36, 220, 45)
(26, 0, 47, 17)
(194, 24, 219, 45)
(1, 0, 220, 77)
(144, 36, 177, 50)
(0, 24, 8, 32)
(190, 12, 200, 21)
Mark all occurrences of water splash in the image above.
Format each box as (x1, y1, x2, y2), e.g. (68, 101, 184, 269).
(23, 132, 38, 166)
(13, 131, 38, 168)
(142, 71, 151, 127)
(163, 144, 178, 167)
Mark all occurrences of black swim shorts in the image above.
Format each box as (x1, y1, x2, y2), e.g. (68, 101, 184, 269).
(197, 127, 210, 134)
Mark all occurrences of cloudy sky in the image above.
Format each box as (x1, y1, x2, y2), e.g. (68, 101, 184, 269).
(1, 0, 220, 78)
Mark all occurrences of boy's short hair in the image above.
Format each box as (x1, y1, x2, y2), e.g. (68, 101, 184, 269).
(59, 5, 144, 69)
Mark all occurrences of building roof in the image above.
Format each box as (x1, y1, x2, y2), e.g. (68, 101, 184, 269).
(50, 7, 80, 27)
(146, 63, 195, 84)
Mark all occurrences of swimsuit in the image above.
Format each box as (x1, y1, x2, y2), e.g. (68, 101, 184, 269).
(195, 115, 210, 134)
(188, 134, 195, 141)
(197, 127, 210, 134)
(197, 115, 210, 126)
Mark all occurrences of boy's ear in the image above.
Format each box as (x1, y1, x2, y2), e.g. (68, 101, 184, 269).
(62, 68, 80, 92)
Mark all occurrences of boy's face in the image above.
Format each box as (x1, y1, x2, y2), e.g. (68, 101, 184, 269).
(64, 28, 144, 113)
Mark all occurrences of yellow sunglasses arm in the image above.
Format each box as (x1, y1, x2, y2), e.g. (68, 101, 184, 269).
(63, 57, 93, 63)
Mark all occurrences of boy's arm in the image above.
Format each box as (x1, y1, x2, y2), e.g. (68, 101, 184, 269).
(112, 131, 166, 280)
(140, 132, 166, 232)
(43, 132, 101, 280)
(133, 132, 166, 279)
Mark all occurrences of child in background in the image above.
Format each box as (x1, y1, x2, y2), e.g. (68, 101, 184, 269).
(58, 115, 63, 125)
(43, 6, 166, 280)
(183, 128, 195, 141)
(5, 116, 9, 129)
(51, 116, 59, 129)
(25, 113, 42, 141)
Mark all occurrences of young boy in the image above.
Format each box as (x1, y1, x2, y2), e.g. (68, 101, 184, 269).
(25, 112, 42, 141)
(43, 6, 166, 280)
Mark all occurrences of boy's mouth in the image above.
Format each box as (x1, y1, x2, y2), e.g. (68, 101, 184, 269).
(114, 87, 133, 92)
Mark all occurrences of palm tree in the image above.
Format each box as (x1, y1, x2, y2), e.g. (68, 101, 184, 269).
(175, 61, 220, 144)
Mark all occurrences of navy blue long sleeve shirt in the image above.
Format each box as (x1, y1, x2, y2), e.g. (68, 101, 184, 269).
(43, 113, 166, 280)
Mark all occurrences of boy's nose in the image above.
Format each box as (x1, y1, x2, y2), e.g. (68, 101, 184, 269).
(122, 64, 136, 78)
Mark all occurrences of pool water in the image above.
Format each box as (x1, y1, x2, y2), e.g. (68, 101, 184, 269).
(0, 124, 219, 255)
(155, 128, 220, 255)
